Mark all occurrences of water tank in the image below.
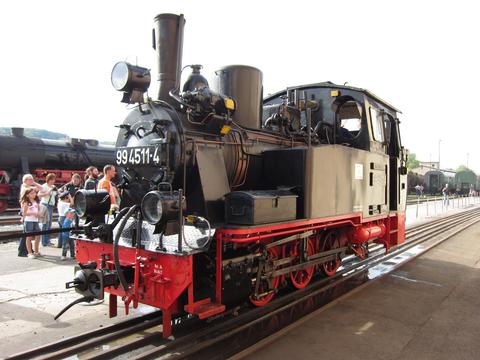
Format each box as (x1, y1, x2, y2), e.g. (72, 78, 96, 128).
(213, 65, 263, 129)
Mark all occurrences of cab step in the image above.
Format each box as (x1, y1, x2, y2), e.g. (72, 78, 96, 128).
(184, 298, 226, 319)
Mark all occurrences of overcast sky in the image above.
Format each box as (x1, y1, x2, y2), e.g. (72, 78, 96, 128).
(0, 0, 479, 172)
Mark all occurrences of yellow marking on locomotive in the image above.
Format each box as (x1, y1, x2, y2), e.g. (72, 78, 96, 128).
(330, 90, 340, 97)
(224, 98, 235, 110)
(220, 125, 232, 135)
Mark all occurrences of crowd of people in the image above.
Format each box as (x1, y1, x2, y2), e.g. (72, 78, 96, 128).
(17, 164, 119, 259)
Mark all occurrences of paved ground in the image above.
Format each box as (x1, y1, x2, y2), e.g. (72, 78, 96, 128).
(0, 238, 154, 359)
(244, 220, 480, 360)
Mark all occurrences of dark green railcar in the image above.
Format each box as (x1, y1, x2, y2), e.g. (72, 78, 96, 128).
(455, 170, 477, 194)
(425, 170, 454, 195)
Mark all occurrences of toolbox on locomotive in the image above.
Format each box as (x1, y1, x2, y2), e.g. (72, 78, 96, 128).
(225, 190, 298, 225)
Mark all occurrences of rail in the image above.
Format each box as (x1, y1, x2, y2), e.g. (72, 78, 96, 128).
(0, 226, 77, 243)
(0, 215, 59, 227)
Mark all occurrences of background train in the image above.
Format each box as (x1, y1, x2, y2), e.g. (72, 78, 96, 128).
(0, 127, 114, 212)
(63, 13, 408, 337)
(424, 170, 455, 194)
(407, 169, 479, 196)
(455, 169, 478, 194)
(407, 171, 424, 193)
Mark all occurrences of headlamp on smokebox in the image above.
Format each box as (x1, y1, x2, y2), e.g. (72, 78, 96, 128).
(74, 189, 111, 228)
(111, 61, 151, 104)
(141, 190, 185, 235)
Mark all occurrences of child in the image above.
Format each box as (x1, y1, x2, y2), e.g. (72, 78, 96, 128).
(57, 192, 75, 259)
(60, 209, 76, 260)
(57, 191, 72, 248)
(20, 187, 41, 258)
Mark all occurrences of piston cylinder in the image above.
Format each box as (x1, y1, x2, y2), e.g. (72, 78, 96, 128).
(350, 223, 386, 245)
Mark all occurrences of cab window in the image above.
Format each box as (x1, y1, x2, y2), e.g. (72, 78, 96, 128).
(341, 118, 361, 132)
(337, 100, 362, 139)
(370, 107, 384, 142)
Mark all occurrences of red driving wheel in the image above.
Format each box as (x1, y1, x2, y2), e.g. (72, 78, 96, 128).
(289, 239, 315, 289)
(250, 246, 280, 307)
(320, 231, 342, 277)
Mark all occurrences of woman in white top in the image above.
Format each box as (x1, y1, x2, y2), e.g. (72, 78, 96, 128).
(18, 174, 43, 256)
(20, 187, 41, 258)
(19, 174, 44, 198)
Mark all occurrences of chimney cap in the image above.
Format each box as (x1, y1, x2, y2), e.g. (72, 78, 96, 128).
(11, 127, 25, 137)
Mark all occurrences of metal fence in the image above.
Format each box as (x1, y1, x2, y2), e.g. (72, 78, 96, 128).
(412, 194, 480, 219)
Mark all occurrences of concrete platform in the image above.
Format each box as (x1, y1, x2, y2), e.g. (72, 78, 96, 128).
(243, 221, 480, 360)
(405, 195, 480, 227)
(0, 239, 155, 359)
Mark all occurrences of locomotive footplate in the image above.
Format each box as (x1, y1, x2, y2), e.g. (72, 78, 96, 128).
(221, 217, 309, 230)
(110, 218, 212, 256)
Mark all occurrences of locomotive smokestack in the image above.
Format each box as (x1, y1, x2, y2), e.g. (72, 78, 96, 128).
(11, 127, 25, 137)
(153, 13, 185, 104)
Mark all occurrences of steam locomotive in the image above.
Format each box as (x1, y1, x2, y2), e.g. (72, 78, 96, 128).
(0, 128, 114, 212)
(64, 13, 407, 337)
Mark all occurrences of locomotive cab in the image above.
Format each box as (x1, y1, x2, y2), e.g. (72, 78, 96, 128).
(263, 84, 407, 216)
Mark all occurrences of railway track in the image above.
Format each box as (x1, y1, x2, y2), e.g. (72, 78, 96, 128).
(0, 223, 61, 244)
(6, 205, 480, 360)
(0, 208, 23, 225)
(0, 213, 61, 243)
(0, 215, 24, 226)
(0, 215, 59, 227)
(3, 207, 20, 214)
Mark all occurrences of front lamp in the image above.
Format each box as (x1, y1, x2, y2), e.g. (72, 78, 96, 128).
(141, 190, 183, 226)
(141, 191, 165, 225)
(111, 61, 151, 104)
(74, 189, 111, 218)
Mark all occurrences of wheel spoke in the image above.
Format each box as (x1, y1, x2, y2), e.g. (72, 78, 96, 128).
(250, 246, 280, 307)
(320, 231, 342, 277)
(290, 239, 314, 289)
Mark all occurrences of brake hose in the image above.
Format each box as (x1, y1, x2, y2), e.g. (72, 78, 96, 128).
(110, 207, 130, 229)
(54, 296, 94, 320)
(113, 205, 138, 292)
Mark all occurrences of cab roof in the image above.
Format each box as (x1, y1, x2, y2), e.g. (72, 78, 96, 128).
(264, 81, 401, 114)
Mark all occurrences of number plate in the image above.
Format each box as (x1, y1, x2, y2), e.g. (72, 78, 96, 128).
(115, 146, 162, 166)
